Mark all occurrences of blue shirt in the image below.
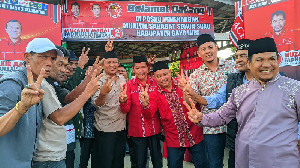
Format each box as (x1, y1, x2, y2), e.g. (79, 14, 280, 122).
(0, 67, 42, 168)
(204, 75, 248, 109)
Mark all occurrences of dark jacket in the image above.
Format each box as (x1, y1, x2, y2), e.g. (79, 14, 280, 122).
(225, 72, 245, 151)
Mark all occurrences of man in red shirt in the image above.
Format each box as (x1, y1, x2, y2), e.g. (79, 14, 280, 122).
(0, 20, 28, 61)
(264, 10, 295, 52)
(120, 55, 162, 168)
(64, 2, 87, 28)
(140, 61, 207, 168)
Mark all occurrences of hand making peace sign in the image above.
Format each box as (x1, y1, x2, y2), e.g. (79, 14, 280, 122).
(119, 84, 127, 103)
(139, 84, 149, 107)
(18, 65, 46, 114)
(175, 70, 194, 97)
(100, 76, 117, 95)
(183, 98, 203, 123)
(105, 37, 114, 52)
(78, 47, 90, 69)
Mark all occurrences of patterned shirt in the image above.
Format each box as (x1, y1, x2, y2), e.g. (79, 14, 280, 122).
(143, 79, 204, 148)
(189, 59, 237, 134)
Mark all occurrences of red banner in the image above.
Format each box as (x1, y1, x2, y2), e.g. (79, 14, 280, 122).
(229, 1, 245, 47)
(62, 1, 214, 41)
(242, 0, 300, 79)
(180, 45, 202, 76)
(0, 0, 62, 76)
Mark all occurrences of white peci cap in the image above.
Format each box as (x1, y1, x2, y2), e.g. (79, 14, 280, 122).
(26, 38, 64, 57)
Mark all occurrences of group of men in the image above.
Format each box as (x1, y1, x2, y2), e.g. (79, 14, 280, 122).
(64, 2, 106, 28)
(0, 33, 299, 168)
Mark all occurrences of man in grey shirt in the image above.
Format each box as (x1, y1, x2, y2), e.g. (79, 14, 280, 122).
(0, 38, 63, 168)
(32, 48, 103, 168)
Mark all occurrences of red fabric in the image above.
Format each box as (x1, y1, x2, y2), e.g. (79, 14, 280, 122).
(143, 79, 204, 148)
(120, 77, 162, 137)
(86, 16, 109, 28)
(0, 38, 29, 60)
(184, 150, 192, 162)
(264, 29, 296, 52)
(229, 1, 244, 47)
(163, 142, 168, 159)
(63, 15, 87, 28)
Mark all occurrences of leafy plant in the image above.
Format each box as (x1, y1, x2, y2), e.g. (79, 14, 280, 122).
(169, 61, 180, 77)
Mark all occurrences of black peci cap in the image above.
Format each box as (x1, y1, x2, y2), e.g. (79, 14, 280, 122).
(236, 39, 252, 51)
(133, 55, 147, 63)
(103, 51, 118, 59)
(197, 34, 215, 47)
(248, 37, 277, 57)
(153, 61, 169, 72)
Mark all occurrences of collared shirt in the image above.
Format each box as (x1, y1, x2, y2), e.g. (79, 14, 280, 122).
(204, 75, 248, 109)
(92, 72, 127, 132)
(0, 38, 29, 60)
(33, 79, 66, 162)
(120, 77, 161, 137)
(0, 66, 42, 168)
(64, 15, 87, 28)
(143, 79, 204, 148)
(87, 16, 107, 28)
(201, 74, 300, 168)
(264, 29, 296, 52)
(189, 59, 237, 134)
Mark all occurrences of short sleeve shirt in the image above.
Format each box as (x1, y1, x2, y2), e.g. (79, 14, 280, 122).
(33, 79, 66, 162)
(92, 73, 127, 132)
(189, 59, 237, 134)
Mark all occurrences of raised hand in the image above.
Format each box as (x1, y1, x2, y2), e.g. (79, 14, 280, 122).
(147, 54, 156, 65)
(86, 56, 104, 77)
(105, 37, 114, 52)
(176, 71, 194, 96)
(78, 47, 90, 69)
(18, 65, 46, 114)
(84, 69, 103, 97)
(100, 76, 116, 95)
(139, 84, 149, 107)
(119, 83, 127, 103)
(183, 98, 203, 123)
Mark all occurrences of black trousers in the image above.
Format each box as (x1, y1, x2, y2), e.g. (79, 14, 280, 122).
(131, 134, 163, 168)
(228, 149, 235, 168)
(79, 138, 94, 168)
(66, 150, 75, 168)
(92, 130, 126, 168)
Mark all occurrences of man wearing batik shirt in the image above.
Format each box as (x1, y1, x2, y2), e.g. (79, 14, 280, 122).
(264, 10, 295, 52)
(188, 34, 237, 168)
(120, 56, 162, 168)
(185, 37, 300, 168)
(0, 20, 28, 60)
(180, 39, 252, 168)
(141, 61, 207, 168)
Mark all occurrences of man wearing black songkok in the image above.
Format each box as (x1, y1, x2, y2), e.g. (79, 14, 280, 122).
(185, 34, 238, 168)
(185, 37, 300, 168)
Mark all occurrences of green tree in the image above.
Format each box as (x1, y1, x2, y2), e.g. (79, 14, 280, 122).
(169, 61, 180, 77)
